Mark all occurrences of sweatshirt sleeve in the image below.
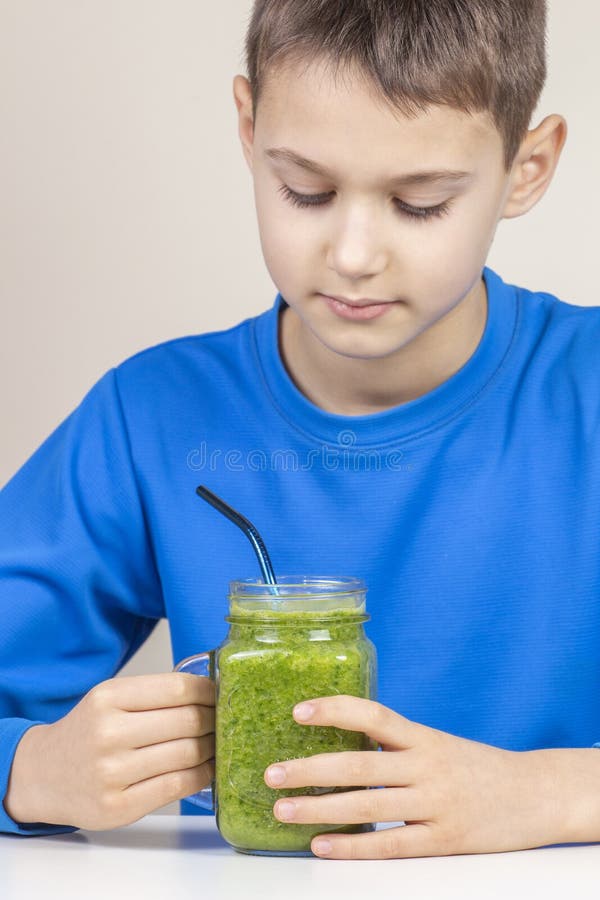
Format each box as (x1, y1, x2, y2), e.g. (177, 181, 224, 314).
(0, 367, 164, 835)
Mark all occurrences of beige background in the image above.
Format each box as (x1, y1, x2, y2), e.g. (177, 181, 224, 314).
(1, 2, 597, 813)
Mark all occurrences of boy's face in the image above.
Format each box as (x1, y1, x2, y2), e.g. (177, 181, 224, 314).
(234, 58, 519, 365)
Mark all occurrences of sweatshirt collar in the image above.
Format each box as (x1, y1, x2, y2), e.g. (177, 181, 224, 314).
(253, 266, 519, 447)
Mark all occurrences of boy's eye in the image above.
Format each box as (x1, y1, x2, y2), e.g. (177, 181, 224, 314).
(277, 184, 451, 222)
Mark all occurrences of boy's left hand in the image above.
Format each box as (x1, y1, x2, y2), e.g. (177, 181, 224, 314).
(264, 695, 564, 860)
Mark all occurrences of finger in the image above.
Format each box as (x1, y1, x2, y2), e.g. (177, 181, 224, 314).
(123, 734, 215, 787)
(122, 704, 215, 749)
(265, 751, 410, 789)
(122, 759, 216, 820)
(102, 673, 215, 712)
(274, 786, 423, 825)
(311, 823, 436, 860)
(292, 696, 415, 748)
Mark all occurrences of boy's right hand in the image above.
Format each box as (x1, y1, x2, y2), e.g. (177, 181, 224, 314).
(3, 672, 215, 830)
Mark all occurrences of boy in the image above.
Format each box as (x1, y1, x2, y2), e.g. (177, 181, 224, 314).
(2, 0, 600, 860)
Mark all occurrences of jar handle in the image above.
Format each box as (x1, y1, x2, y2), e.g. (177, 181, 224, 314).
(172, 651, 215, 812)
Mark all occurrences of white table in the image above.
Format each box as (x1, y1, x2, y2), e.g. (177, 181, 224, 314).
(0, 816, 598, 900)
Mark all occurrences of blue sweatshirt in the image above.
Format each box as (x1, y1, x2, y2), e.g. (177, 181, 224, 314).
(2, 265, 600, 836)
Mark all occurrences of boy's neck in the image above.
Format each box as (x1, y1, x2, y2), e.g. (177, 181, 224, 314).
(278, 277, 488, 417)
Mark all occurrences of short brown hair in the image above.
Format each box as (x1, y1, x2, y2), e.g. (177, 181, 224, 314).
(244, 0, 547, 172)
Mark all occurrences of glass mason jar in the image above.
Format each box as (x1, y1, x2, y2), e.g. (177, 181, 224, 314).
(173, 575, 377, 856)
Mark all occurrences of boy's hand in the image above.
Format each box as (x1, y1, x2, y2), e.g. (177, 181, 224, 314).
(265, 695, 564, 860)
(4, 673, 215, 830)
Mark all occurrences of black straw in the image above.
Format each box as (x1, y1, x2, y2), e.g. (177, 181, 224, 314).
(196, 485, 279, 588)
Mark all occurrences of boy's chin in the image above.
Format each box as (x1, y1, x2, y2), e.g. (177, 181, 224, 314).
(312, 327, 414, 362)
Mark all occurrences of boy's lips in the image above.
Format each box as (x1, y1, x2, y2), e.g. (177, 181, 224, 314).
(319, 293, 397, 321)
(322, 293, 393, 308)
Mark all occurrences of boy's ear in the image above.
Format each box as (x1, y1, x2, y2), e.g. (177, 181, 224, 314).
(233, 75, 255, 172)
(501, 114, 568, 219)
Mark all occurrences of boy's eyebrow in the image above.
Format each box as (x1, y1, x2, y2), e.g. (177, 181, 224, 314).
(265, 147, 473, 186)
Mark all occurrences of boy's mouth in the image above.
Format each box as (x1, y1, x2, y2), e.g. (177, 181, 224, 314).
(319, 294, 397, 321)
(323, 293, 393, 308)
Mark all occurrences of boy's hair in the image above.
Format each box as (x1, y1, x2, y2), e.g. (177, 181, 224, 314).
(244, 0, 547, 172)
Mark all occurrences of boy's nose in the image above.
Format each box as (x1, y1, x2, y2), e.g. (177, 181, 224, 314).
(327, 224, 388, 280)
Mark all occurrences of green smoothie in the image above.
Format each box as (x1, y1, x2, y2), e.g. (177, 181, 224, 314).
(215, 601, 377, 854)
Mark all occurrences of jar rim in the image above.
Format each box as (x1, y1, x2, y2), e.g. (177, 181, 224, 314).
(229, 575, 366, 599)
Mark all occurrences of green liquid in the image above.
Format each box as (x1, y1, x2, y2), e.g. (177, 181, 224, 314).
(215, 604, 376, 854)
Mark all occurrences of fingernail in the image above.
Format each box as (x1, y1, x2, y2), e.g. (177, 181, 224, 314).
(266, 765, 286, 786)
(275, 800, 296, 821)
(313, 839, 332, 856)
(294, 702, 315, 721)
